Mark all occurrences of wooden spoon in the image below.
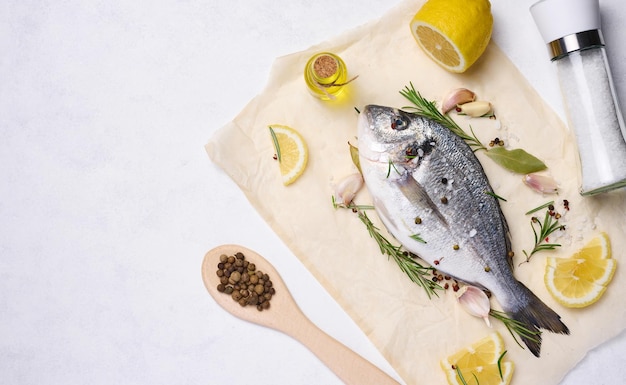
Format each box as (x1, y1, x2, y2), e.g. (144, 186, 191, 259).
(202, 244, 401, 385)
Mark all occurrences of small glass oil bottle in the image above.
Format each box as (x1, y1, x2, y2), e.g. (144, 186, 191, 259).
(304, 52, 349, 100)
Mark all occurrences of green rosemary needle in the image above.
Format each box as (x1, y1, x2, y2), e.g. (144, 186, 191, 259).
(269, 126, 282, 162)
(497, 351, 508, 381)
(484, 191, 507, 202)
(525, 200, 554, 215)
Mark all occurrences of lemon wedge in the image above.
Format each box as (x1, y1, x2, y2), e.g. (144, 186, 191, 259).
(441, 332, 514, 385)
(410, 0, 493, 73)
(269, 125, 308, 185)
(545, 232, 616, 308)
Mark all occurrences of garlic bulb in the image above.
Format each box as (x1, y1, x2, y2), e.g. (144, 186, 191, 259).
(457, 285, 491, 327)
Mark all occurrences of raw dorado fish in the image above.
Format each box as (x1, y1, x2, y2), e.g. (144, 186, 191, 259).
(357, 105, 569, 357)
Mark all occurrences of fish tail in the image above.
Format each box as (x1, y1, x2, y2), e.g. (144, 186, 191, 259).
(506, 284, 570, 357)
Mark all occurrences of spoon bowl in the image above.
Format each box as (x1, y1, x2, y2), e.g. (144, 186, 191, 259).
(202, 244, 401, 385)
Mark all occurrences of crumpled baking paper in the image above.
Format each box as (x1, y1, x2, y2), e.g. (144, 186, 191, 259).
(206, 0, 626, 383)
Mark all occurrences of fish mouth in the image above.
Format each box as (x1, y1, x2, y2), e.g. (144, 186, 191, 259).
(357, 105, 388, 162)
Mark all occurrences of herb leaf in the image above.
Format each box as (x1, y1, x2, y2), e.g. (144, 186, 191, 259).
(410, 234, 427, 243)
(497, 351, 507, 380)
(485, 191, 507, 202)
(522, 202, 565, 263)
(269, 126, 281, 162)
(455, 366, 471, 385)
(484, 147, 547, 174)
(349, 142, 361, 174)
(525, 200, 554, 215)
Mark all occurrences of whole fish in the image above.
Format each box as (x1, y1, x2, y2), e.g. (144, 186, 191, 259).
(357, 105, 569, 357)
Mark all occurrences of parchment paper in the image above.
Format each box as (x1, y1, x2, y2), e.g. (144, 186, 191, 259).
(206, 0, 626, 383)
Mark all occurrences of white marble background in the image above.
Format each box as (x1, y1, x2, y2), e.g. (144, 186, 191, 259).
(1, 0, 625, 384)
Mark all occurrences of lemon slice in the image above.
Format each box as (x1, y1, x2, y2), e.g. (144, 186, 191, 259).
(441, 332, 514, 385)
(446, 362, 514, 385)
(268, 125, 308, 185)
(410, 0, 493, 73)
(545, 232, 616, 308)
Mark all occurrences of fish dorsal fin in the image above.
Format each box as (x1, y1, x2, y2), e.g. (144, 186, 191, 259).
(395, 174, 448, 227)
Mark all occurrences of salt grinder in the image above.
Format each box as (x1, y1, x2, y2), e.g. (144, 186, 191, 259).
(531, 0, 626, 195)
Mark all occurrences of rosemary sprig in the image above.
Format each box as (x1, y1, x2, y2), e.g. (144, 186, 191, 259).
(400, 83, 487, 152)
(357, 210, 442, 299)
(489, 309, 541, 349)
(522, 201, 565, 262)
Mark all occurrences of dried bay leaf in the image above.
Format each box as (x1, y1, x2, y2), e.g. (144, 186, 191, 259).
(349, 142, 361, 174)
(484, 147, 547, 174)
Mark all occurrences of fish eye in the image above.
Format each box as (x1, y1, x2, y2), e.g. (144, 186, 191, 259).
(390, 115, 409, 131)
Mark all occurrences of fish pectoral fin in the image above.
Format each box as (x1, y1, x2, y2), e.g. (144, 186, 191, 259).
(394, 175, 448, 227)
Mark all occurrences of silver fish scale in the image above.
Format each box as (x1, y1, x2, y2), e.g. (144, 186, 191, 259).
(409, 115, 512, 285)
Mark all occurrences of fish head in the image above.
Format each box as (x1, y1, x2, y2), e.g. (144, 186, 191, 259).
(357, 105, 429, 164)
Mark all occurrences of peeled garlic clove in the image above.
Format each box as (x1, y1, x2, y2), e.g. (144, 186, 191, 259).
(457, 101, 493, 117)
(457, 285, 491, 327)
(523, 173, 559, 194)
(334, 173, 364, 206)
(441, 88, 476, 113)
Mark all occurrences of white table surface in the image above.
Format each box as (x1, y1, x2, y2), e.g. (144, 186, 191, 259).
(2, 0, 625, 384)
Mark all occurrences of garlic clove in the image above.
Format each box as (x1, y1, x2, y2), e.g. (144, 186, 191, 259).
(441, 88, 476, 113)
(457, 285, 491, 328)
(457, 101, 493, 117)
(523, 173, 559, 194)
(334, 173, 364, 206)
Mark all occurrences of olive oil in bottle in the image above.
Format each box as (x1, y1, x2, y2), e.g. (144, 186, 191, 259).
(304, 52, 351, 100)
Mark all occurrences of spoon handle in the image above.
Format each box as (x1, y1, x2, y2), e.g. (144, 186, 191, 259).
(284, 311, 401, 385)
